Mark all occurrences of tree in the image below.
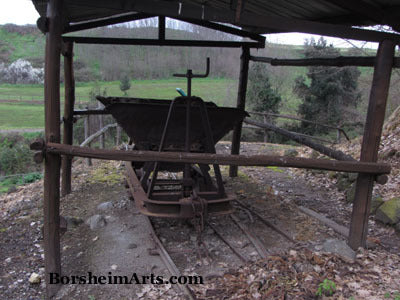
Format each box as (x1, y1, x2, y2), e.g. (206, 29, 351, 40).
(247, 63, 282, 114)
(293, 37, 361, 135)
(119, 74, 131, 96)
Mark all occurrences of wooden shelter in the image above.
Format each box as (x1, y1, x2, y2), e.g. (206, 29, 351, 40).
(31, 0, 400, 297)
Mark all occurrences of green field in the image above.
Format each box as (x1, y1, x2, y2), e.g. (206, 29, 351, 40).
(0, 78, 238, 129)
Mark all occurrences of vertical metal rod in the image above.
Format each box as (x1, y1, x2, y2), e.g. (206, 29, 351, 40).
(43, 0, 63, 297)
(183, 71, 193, 196)
(147, 99, 177, 197)
(230, 46, 250, 177)
(348, 39, 395, 250)
(61, 41, 75, 196)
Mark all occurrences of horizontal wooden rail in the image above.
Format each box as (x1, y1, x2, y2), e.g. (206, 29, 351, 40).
(249, 55, 400, 68)
(73, 109, 110, 115)
(31, 141, 391, 175)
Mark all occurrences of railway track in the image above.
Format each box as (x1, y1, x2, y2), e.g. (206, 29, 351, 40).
(144, 202, 295, 299)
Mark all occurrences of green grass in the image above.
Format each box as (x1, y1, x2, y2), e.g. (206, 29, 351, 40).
(0, 78, 239, 129)
(0, 103, 44, 129)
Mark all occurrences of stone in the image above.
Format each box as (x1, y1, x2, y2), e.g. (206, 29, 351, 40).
(97, 201, 113, 211)
(375, 198, 400, 225)
(28, 273, 41, 284)
(284, 149, 298, 157)
(64, 216, 84, 227)
(5, 257, 12, 263)
(7, 186, 17, 194)
(322, 239, 356, 262)
(85, 215, 107, 230)
(128, 243, 137, 249)
(345, 183, 356, 203)
(370, 195, 384, 214)
(337, 176, 351, 192)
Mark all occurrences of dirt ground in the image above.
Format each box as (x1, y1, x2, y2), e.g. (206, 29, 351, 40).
(1, 142, 399, 300)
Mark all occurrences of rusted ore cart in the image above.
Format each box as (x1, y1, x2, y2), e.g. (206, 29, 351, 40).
(30, 0, 400, 297)
(98, 94, 247, 218)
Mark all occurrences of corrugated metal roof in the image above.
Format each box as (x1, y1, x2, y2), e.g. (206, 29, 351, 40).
(32, 0, 400, 35)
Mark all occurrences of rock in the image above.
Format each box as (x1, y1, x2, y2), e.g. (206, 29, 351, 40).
(375, 198, 400, 225)
(64, 216, 84, 227)
(28, 272, 41, 284)
(322, 239, 356, 262)
(97, 201, 113, 211)
(348, 172, 358, 182)
(85, 215, 107, 230)
(128, 243, 138, 249)
(284, 149, 298, 157)
(337, 176, 352, 192)
(5, 257, 12, 263)
(7, 186, 17, 194)
(105, 215, 117, 223)
(370, 195, 384, 214)
(345, 183, 356, 203)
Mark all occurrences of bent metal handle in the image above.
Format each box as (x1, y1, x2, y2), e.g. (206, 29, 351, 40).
(173, 57, 210, 78)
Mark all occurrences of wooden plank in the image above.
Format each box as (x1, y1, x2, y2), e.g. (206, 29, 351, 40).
(43, 0, 63, 297)
(62, 36, 261, 48)
(348, 40, 395, 250)
(250, 55, 400, 68)
(61, 41, 75, 196)
(299, 206, 349, 237)
(230, 46, 250, 177)
(81, 0, 400, 43)
(64, 12, 153, 33)
(42, 142, 391, 175)
(158, 16, 165, 41)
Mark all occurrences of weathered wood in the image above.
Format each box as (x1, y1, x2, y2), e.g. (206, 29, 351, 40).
(230, 214, 269, 259)
(63, 36, 260, 48)
(206, 221, 248, 263)
(44, 142, 391, 175)
(43, 0, 63, 297)
(244, 118, 354, 161)
(73, 109, 109, 115)
(80, 123, 117, 147)
(235, 199, 295, 243)
(230, 46, 250, 177)
(33, 151, 44, 164)
(299, 206, 349, 237)
(64, 12, 153, 33)
(116, 125, 121, 146)
(84, 116, 92, 166)
(349, 40, 395, 250)
(250, 55, 400, 68)
(97, 102, 105, 149)
(61, 41, 75, 196)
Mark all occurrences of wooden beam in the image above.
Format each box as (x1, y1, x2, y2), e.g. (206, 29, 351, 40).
(64, 0, 400, 42)
(172, 17, 265, 43)
(73, 109, 109, 115)
(325, 0, 400, 32)
(348, 40, 395, 250)
(43, 0, 63, 297)
(41, 142, 391, 175)
(61, 41, 75, 196)
(62, 36, 261, 48)
(250, 55, 400, 68)
(158, 16, 165, 41)
(63, 12, 153, 33)
(230, 46, 250, 177)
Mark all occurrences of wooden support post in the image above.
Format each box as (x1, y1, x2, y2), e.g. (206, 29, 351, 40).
(84, 116, 92, 166)
(116, 125, 121, 146)
(98, 102, 105, 149)
(230, 46, 250, 177)
(43, 0, 63, 297)
(348, 40, 395, 250)
(61, 41, 75, 196)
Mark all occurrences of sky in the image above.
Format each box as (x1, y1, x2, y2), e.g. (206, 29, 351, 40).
(0, 0, 378, 49)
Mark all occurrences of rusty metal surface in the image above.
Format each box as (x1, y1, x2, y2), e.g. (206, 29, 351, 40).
(126, 162, 234, 218)
(97, 96, 247, 152)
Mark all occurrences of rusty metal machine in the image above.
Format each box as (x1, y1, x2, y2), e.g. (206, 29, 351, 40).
(97, 59, 247, 219)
